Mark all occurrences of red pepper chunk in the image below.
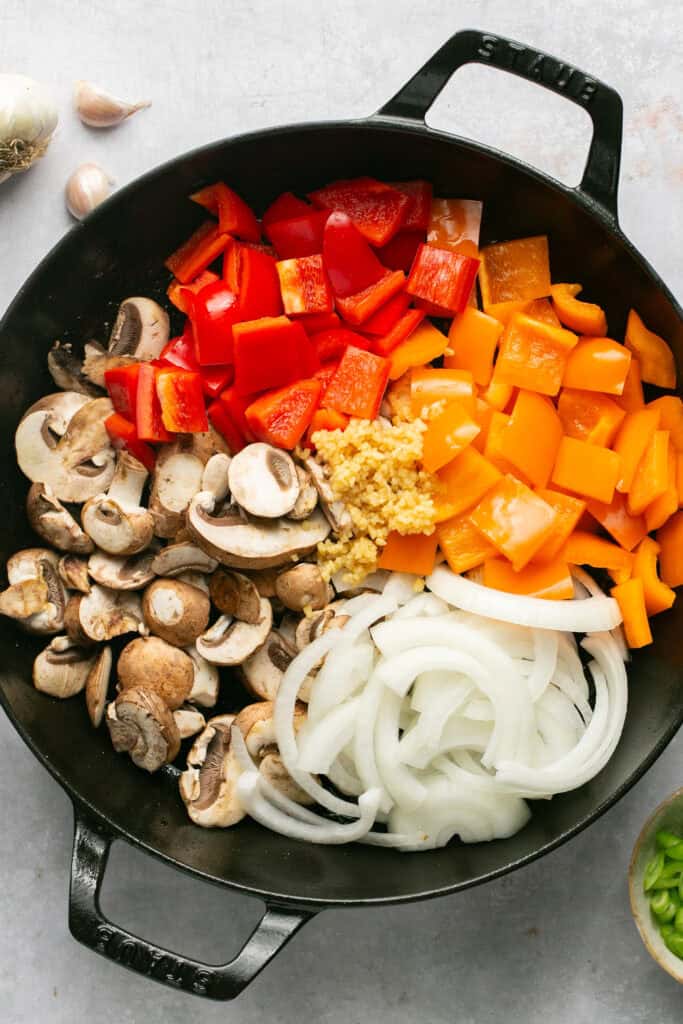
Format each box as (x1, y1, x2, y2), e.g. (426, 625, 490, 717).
(276, 254, 334, 315)
(136, 364, 172, 442)
(105, 413, 156, 472)
(267, 210, 329, 259)
(322, 211, 387, 298)
(375, 230, 425, 273)
(324, 345, 390, 420)
(208, 399, 247, 453)
(262, 191, 311, 229)
(165, 222, 231, 284)
(388, 180, 433, 231)
(189, 280, 240, 366)
(218, 386, 256, 442)
(167, 270, 220, 314)
(336, 271, 406, 327)
(105, 364, 141, 423)
(406, 243, 481, 316)
(372, 309, 425, 356)
(190, 182, 261, 242)
(200, 365, 234, 398)
(156, 369, 208, 433)
(311, 328, 371, 364)
(245, 379, 322, 449)
(362, 291, 410, 336)
(310, 177, 409, 245)
(232, 316, 319, 396)
(295, 311, 341, 335)
(223, 243, 283, 321)
(159, 324, 199, 371)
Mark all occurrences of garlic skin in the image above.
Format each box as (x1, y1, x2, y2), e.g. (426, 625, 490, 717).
(65, 163, 113, 220)
(0, 74, 58, 183)
(74, 81, 150, 129)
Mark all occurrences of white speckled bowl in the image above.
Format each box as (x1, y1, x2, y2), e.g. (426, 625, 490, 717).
(629, 787, 683, 984)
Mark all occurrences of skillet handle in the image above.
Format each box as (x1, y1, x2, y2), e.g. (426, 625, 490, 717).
(377, 28, 623, 222)
(68, 810, 315, 1001)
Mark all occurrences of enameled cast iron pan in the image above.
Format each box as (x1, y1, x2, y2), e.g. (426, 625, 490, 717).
(1, 29, 682, 1000)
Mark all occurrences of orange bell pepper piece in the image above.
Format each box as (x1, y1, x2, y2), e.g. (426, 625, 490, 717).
(483, 555, 574, 600)
(444, 307, 503, 387)
(497, 390, 563, 489)
(678, 453, 683, 507)
(557, 388, 625, 447)
(410, 368, 475, 418)
(565, 531, 634, 574)
(495, 313, 578, 396)
(644, 439, 678, 532)
(646, 396, 683, 452)
(378, 530, 438, 576)
(612, 407, 660, 493)
(631, 536, 676, 616)
(625, 310, 676, 389)
(479, 236, 551, 323)
(483, 411, 518, 475)
(388, 320, 450, 381)
(585, 492, 647, 551)
(437, 512, 496, 574)
(551, 436, 621, 504)
(533, 490, 586, 562)
(436, 447, 502, 518)
(427, 198, 482, 258)
(611, 578, 652, 648)
(523, 297, 561, 327)
(422, 400, 480, 473)
(616, 357, 645, 412)
(469, 475, 558, 570)
(562, 337, 631, 396)
(481, 362, 515, 411)
(656, 511, 683, 587)
(628, 429, 670, 516)
(471, 398, 495, 452)
(550, 283, 608, 336)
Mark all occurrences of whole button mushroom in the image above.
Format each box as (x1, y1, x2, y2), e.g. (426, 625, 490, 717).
(228, 443, 300, 518)
(117, 636, 194, 710)
(274, 563, 332, 612)
(142, 578, 211, 647)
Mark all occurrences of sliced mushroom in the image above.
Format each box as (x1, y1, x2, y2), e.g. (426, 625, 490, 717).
(275, 563, 332, 612)
(185, 644, 220, 708)
(248, 567, 281, 599)
(295, 602, 349, 651)
(108, 297, 170, 360)
(15, 395, 116, 503)
(303, 455, 352, 533)
(240, 629, 302, 702)
(85, 645, 112, 727)
(278, 611, 299, 646)
(26, 482, 94, 554)
(22, 391, 90, 434)
(142, 577, 211, 647)
(65, 585, 145, 643)
(81, 452, 154, 555)
(176, 570, 210, 594)
(178, 714, 243, 827)
(33, 635, 97, 698)
(82, 340, 137, 388)
(201, 452, 231, 502)
(173, 705, 207, 740)
(196, 598, 272, 665)
(235, 701, 312, 803)
(149, 435, 222, 539)
(209, 568, 261, 624)
(117, 635, 194, 709)
(259, 748, 314, 805)
(228, 444, 300, 518)
(150, 541, 217, 578)
(288, 465, 318, 521)
(87, 548, 157, 590)
(47, 341, 102, 397)
(58, 554, 91, 593)
(188, 491, 330, 569)
(2, 548, 67, 634)
(0, 577, 48, 619)
(107, 685, 181, 772)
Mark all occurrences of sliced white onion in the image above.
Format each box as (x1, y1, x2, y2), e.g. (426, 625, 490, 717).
(525, 630, 558, 701)
(296, 698, 360, 773)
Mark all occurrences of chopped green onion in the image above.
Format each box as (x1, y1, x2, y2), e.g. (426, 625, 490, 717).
(651, 891, 678, 923)
(646, 828, 683, 958)
(664, 931, 683, 958)
(656, 830, 683, 850)
(644, 851, 666, 891)
(661, 923, 675, 941)
(664, 841, 683, 862)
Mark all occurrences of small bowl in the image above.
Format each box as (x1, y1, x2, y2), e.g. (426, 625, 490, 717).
(629, 787, 683, 983)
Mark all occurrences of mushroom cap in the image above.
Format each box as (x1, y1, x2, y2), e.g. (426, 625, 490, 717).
(66, 585, 145, 642)
(87, 548, 157, 590)
(185, 644, 220, 708)
(33, 636, 97, 698)
(235, 700, 307, 759)
(117, 635, 194, 710)
(179, 715, 244, 827)
(240, 629, 314, 702)
(21, 391, 90, 434)
(275, 563, 332, 612)
(47, 341, 102, 397)
(142, 577, 211, 647)
(209, 568, 261, 624)
(149, 447, 206, 538)
(288, 465, 319, 521)
(295, 602, 349, 651)
(107, 685, 180, 772)
(26, 482, 95, 554)
(150, 541, 217, 578)
(82, 498, 154, 556)
(259, 749, 314, 805)
(173, 705, 207, 740)
(4, 548, 67, 634)
(58, 555, 91, 593)
(85, 645, 112, 727)
(195, 598, 272, 665)
(108, 297, 170, 360)
(228, 444, 300, 518)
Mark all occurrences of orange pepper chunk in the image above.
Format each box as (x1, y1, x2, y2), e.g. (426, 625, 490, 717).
(469, 475, 558, 570)
(611, 578, 652, 648)
(483, 411, 518, 476)
(551, 436, 621, 504)
(585, 492, 647, 551)
(625, 310, 676, 389)
(479, 236, 551, 316)
(550, 283, 608, 336)
(471, 398, 495, 453)
(631, 536, 676, 616)
(616, 357, 645, 412)
(628, 429, 670, 516)
(608, 565, 632, 586)
(481, 361, 515, 410)
(533, 490, 586, 562)
(378, 531, 438, 576)
(644, 439, 678, 532)
(498, 390, 563, 488)
(646, 396, 683, 452)
(523, 298, 561, 327)
(422, 400, 480, 473)
(562, 337, 631, 395)
(612, 407, 660, 493)
(565, 531, 634, 574)
(495, 313, 578, 396)
(410, 368, 475, 418)
(678, 453, 683, 507)
(427, 198, 482, 258)
(437, 447, 502, 518)
(656, 511, 683, 587)
(444, 307, 503, 387)
(437, 513, 496, 574)
(483, 555, 574, 599)
(557, 388, 625, 447)
(388, 320, 449, 381)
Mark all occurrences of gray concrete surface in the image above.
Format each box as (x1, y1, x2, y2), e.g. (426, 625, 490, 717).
(0, 1, 681, 1020)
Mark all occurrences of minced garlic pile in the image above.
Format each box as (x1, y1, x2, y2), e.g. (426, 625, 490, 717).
(311, 417, 438, 584)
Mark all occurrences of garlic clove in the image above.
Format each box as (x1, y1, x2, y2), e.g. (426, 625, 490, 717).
(74, 80, 150, 129)
(65, 163, 113, 220)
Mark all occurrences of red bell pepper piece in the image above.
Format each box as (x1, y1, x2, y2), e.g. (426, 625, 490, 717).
(389, 180, 433, 231)
(310, 328, 371, 364)
(262, 192, 311, 228)
(314, 364, 339, 393)
(294, 311, 341, 335)
(224, 242, 283, 320)
(167, 270, 220, 314)
(136, 364, 172, 442)
(276, 254, 333, 315)
(406, 243, 480, 316)
(104, 413, 156, 472)
(159, 324, 199, 371)
(322, 211, 386, 298)
(361, 291, 410, 336)
(323, 345, 390, 419)
(266, 210, 329, 258)
(310, 177, 409, 246)
(245, 378, 322, 450)
(207, 399, 247, 453)
(232, 316, 319, 395)
(105, 364, 141, 423)
(218, 386, 255, 442)
(336, 270, 406, 327)
(156, 369, 208, 433)
(201, 365, 234, 399)
(165, 222, 231, 284)
(375, 230, 425, 273)
(372, 308, 425, 356)
(190, 182, 261, 242)
(189, 280, 240, 366)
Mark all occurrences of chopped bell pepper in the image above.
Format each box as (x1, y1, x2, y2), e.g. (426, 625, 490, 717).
(105, 364, 141, 423)
(375, 230, 425, 273)
(295, 311, 341, 335)
(469, 475, 558, 570)
(224, 243, 283, 321)
(656, 511, 683, 588)
(136, 363, 172, 442)
(262, 191, 311, 229)
(437, 512, 496, 574)
(167, 269, 219, 314)
(232, 316, 318, 396)
(362, 292, 410, 336)
(165, 221, 231, 284)
(310, 177, 409, 246)
(156, 369, 208, 434)
(585, 492, 647, 551)
(245, 378, 322, 450)
(497, 390, 563, 489)
(483, 411, 517, 476)
(427, 198, 482, 258)
(524, 297, 561, 327)
(311, 328, 370, 364)
(308, 407, 349, 436)
(481, 363, 515, 411)
(323, 345, 390, 420)
(551, 436, 621, 504)
(436, 447, 502, 518)
(632, 536, 676, 615)
(613, 407, 661, 493)
(389, 180, 433, 232)
(387, 319, 449, 380)
(647, 396, 683, 452)
(532, 490, 586, 563)
(625, 310, 676, 389)
(557, 388, 625, 447)
(410, 368, 475, 417)
(483, 555, 574, 600)
(471, 398, 496, 454)
(628, 429, 670, 516)
(314, 363, 338, 396)
(406, 243, 480, 316)
(200, 365, 234, 399)
(276, 254, 333, 315)
(479, 235, 551, 321)
(550, 283, 608, 336)
(495, 313, 578, 396)
(644, 439, 678, 532)
(562, 336, 631, 395)
(189, 280, 240, 366)
(611, 577, 652, 648)
(321, 211, 386, 298)
(267, 210, 329, 259)
(218, 386, 255, 443)
(207, 399, 247, 453)
(105, 413, 156, 472)
(373, 309, 425, 358)
(336, 270, 406, 327)
(617, 357, 645, 411)
(565, 531, 634, 574)
(190, 182, 261, 242)
(159, 327, 199, 372)
(444, 307, 503, 387)
(378, 530, 438, 576)
(422, 400, 480, 473)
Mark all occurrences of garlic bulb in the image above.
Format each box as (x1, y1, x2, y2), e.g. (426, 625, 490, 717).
(0, 74, 58, 184)
(74, 81, 150, 128)
(65, 163, 113, 220)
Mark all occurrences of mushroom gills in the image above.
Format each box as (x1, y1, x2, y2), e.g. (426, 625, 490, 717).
(88, 548, 157, 590)
(26, 482, 94, 554)
(195, 598, 272, 665)
(108, 297, 170, 360)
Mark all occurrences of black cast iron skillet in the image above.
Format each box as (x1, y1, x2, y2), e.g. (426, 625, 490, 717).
(1, 29, 682, 1001)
